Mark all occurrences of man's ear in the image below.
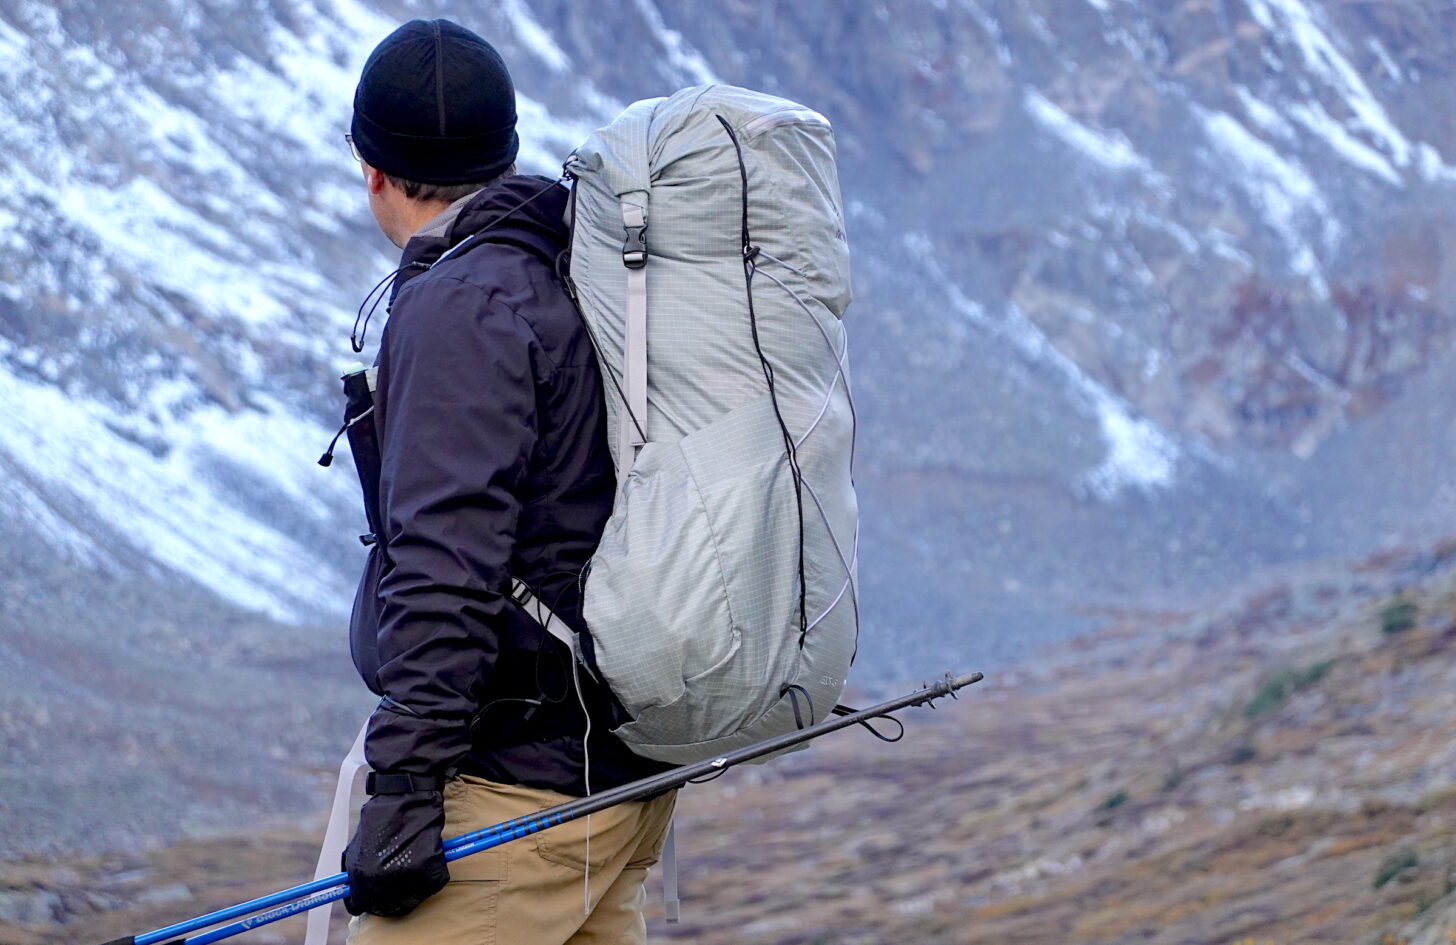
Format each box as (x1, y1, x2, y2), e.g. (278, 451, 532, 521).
(363, 162, 387, 196)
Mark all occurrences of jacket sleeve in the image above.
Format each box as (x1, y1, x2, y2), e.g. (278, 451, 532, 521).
(363, 278, 538, 776)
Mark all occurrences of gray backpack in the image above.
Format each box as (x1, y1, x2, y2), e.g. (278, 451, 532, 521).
(562, 85, 858, 764)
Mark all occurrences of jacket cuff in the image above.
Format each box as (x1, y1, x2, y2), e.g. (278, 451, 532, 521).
(364, 701, 472, 776)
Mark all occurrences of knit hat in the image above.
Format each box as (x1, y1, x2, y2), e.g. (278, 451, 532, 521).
(351, 19, 519, 185)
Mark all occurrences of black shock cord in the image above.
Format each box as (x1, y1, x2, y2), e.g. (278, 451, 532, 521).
(784, 684, 815, 729)
(717, 114, 809, 648)
(831, 702, 905, 743)
(352, 261, 423, 352)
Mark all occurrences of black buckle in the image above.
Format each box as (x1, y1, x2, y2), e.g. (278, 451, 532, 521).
(622, 223, 647, 269)
(365, 771, 445, 795)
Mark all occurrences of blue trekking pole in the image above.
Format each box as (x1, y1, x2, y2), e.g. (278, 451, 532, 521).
(95, 671, 982, 945)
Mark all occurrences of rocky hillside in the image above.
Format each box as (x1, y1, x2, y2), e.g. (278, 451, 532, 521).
(657, 543, 1456, 945)
(11, 537, 1456, 944)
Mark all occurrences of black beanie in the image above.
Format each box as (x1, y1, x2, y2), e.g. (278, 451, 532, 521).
(351, 19, 519, 185)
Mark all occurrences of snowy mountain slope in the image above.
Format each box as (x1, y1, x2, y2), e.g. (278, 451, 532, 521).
(4, 0, 1456, 850)
(0, 0, 625, 620)
(0, 0, 635, 853)
(1, 0, 385, 620)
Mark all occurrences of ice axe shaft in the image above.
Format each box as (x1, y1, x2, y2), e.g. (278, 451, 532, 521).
(99, 671, 983, 945)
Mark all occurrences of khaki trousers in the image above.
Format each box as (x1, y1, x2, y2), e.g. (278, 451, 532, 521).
(347, 775, 677, 945)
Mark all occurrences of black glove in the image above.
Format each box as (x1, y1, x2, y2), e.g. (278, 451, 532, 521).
(343, 789, 450, 917)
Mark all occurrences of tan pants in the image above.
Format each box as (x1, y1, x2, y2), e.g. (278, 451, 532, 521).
(348, 775, 677, 945)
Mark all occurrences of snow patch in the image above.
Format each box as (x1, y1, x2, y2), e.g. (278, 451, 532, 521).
(1289, 245, 1330, 300)
(500, 0, 571, 72)
(0, 362, 353, 622)
(1415, 143, 1456, 183)
(913, 231, 1181, 497)
(1079, 395, 1179, 496)
(0, 473, 117, 572)
(1198, 108, 1338, 286)
(0, 11, 28, 52)
(957, 0, 1013, 66)
(629, 0, 719, 85)
(55, 178, 292, 326)
(1367, 37, 1403, 82)
(1288, 102, 1402, 185)
(1283, 351, 1346, 399)
(1235, 87, 1294, 140)
(1245, 0, 1411, 166)
(515, 93, 598, 173)
(1025, 90, 1149, 173)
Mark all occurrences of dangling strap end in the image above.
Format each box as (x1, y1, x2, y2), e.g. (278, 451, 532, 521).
(662, 819, 681, 924)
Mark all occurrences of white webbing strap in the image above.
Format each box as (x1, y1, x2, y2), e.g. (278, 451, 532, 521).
(304, 717, 369, 945)
(619, 200, 649, 470)
(511, 579, 601, 686)
(662, 818, 680, 923)
(510, 578, 575, 653)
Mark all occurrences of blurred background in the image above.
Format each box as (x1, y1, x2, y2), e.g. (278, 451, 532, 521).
(3, 0, 1456, 942)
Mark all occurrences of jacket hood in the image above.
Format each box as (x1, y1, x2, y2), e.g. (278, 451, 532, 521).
(391, 174, 569, 302)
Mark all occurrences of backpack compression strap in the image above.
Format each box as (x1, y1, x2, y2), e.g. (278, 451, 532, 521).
(619, 200, 649, 468)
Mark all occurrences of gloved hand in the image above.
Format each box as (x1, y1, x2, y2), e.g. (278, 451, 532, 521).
(343, 789, 450, 917)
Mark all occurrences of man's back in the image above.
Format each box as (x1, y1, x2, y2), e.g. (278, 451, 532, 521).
(336, 24, 676, 938)
(350, 174, 666, 796)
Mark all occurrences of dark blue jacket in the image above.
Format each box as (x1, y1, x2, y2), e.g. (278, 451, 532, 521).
(345, 175, 666, 795)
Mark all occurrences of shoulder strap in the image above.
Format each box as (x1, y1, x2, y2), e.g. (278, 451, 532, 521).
(509, 579, 575, 653)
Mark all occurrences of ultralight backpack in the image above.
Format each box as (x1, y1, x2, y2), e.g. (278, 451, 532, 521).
(562, 85, 858, 764)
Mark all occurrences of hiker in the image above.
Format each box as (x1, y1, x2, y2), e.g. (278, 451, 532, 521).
(338, 18, 674, 944)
